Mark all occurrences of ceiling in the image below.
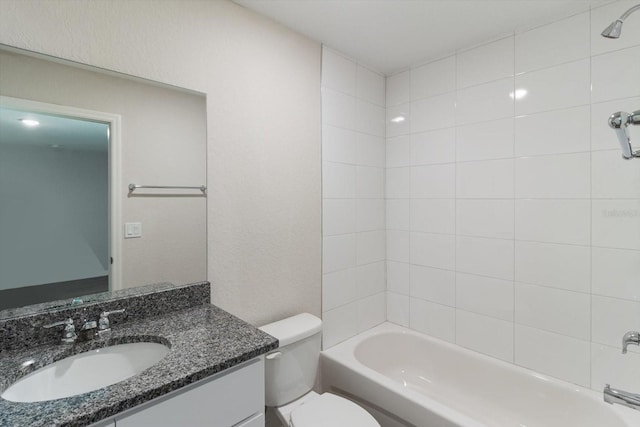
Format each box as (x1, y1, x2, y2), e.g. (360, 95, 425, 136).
(234, 0, 612, 75)
(0, 107, 108, 151)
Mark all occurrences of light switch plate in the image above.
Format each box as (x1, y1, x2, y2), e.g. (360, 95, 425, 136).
(124, 222, 142, 238)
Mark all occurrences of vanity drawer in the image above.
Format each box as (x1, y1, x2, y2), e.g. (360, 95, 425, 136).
(115, 357, 264, 427)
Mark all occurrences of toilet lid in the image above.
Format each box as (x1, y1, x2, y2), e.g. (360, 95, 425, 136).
(289, 393, 379, 427)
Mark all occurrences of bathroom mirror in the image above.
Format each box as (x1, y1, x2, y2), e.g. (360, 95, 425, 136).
(0, 45, 208, 317)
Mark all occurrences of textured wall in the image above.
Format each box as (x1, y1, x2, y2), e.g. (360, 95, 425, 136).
(0, 0, 322, 325)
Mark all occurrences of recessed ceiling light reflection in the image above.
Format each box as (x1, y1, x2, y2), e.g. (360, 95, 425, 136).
(509, 89, 528, 100)
(390, 116, 406, 123)
(19, 118, 40, 127)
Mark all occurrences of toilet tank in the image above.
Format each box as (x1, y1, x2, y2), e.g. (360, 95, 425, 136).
(259, 313, 322, 407)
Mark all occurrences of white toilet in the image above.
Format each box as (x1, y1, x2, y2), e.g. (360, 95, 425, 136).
(260, 313, 380, 427)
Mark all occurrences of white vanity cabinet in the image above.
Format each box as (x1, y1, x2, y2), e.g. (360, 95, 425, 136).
(94, 357, 264, 427)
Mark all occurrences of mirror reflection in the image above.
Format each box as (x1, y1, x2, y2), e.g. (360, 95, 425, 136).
(0, 107, 110, 310)
(0, 46, 208, 315)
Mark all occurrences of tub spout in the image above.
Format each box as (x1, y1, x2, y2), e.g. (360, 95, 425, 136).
(604, 384, 640, 410)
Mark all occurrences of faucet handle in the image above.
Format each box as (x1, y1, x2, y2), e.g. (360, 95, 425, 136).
(622, 331, 640, 354)
(43, 318, 77, 343)
(98, 309, 126, 333)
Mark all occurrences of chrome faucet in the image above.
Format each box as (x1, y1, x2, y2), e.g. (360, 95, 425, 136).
(603, 330, 640, 410)
(604, 385, 640, 411)
(622, 331, 640, 354)
(43, 308, 126, 343)
(43, 318, 78, 344)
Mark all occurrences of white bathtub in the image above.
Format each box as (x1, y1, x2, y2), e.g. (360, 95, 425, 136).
(321, 322, 640, 427)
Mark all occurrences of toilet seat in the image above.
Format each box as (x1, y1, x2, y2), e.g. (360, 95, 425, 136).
(289, 393, 379, 427)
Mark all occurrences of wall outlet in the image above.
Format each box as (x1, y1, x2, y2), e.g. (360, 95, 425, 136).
(124, 222, 142, 238)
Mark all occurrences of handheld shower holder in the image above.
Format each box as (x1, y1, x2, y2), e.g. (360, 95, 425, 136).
(608, 110, 640, 160)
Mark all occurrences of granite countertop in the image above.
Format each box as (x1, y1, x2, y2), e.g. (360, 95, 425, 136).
(0, 304, 278, 427)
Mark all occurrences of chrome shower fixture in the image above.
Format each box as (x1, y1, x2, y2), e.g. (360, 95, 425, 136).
(609, 110, 640, 159)
(601, 3, 640, 38)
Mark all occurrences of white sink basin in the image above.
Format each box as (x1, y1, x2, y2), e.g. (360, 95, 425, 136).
(1, 342, 170, 402)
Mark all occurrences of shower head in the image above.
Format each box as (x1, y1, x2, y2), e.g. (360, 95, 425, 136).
(601, 19, 624, 38)
(601, 4, 640, 39)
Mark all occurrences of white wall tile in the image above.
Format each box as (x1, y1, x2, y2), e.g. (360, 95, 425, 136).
(356, 99, 386, 137)
(387, 261, 410, 295)
(411, 164, 456, 198)
(591, 1, 640, 56)
(356, 230, 386, 265)
(357, 133, 385, 168)
(357, 198, 385, 232)
(412, 92, 456, 132)
(515, 241, 590, 293)
(358, 292, 386, 332)
(456, 78, 514, 126)
(514, 59, 590, 116)
(386, 167, 411, 198)
(357, 64, 385, 106)
(386, 198, 410, 231)
(456, 199, 514, 239)
(357, 261, 386, 298)
(592, 199, 640, 250)
(322, 87, 356, 129)
(323, 198, 356, 236)
(456, 159, 514, 199)
(515, 282, 590, 340)
(323, 268, 357, 311)
(356, 166, 385, 198)
(386, 104, 411, 138)
(457, 37, 514, 88)
(323, 234, 356, 273)
(410, 232, 456, 270)
(515, 199, 590, 245)
(591, 97, 640, 151)
(323, 162, 356, 198)
(410, 264, 455, 306)
(322, 48, 356, 95)
(591, 344, 640, 392)
(592, 150, 640, 199)
(456, 310, 514, 362)
(387, 70, 411, 107)
(515, 12, 590, 73)
(386, 135, 411, 168)
(456, 118, 514, 162)
(410, 298, 456, 342)
(592, 295, 640, 352)
(515, 106, 590, 156)
(591, 45, 640, 103)
(411, 199, 456, 235)
(387, 230, 410, 263)
(515, 325, 590, 387)
(592, 247, 640, 301)
(411, 128, 456, 165)
(456, 272, 514, 321)
(322, 302, 358, 349)
(456, 236, 514, 280)
(322, 125, 357, 163)
(387, 292, 410, 327)
(411, 56, 456, 100)
(515, 153, 590, 199)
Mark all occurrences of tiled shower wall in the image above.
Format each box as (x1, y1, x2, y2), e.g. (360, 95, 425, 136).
(321, 48, 387, 348)
(385, 0, 640, 391)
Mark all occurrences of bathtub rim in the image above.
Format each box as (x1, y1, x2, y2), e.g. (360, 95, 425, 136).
(321, 322, 640, 427)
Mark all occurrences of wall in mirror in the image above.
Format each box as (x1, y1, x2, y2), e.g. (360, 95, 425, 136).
(0, 47, 207, 312)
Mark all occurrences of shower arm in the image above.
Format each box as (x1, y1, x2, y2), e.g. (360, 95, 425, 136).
(620, 4, 640, 20)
